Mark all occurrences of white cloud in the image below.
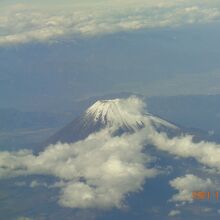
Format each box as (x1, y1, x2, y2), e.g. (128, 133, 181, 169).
(147, 129, 220, 172)
(30, 180, 48, 188)
(1, 1, 220, 45)
(168, 209, 181, 217)
(169, 174, 216, 203)
(0, 126, 158, 209)
(147, 126, 220, 203)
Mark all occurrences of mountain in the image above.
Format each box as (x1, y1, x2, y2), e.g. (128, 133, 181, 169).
(42, 97, 178, 148)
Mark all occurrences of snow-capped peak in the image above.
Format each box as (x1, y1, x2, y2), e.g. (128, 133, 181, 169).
(85, 97, 177, 131)
(43, 96, 178, 148)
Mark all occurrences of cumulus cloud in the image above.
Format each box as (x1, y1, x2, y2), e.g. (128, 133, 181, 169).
(145, 126, 220, 204)
(169, 174, 215, 203)
(168, 209, 181, 217)
(30, 180, 48, 188)
(0, 126, 158, 209)
(1, 1, 220, 45)
(147, 129, 220, 172)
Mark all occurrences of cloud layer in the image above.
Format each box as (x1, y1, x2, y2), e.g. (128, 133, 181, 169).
(1, 96, 220, 210)
(148, 129, 220, 172)
(0, 127, 158, 209)
(1, 1, 220, 45)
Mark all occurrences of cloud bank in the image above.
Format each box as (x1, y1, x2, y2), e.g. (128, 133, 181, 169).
(0, 127, 158, 209)
(147, 129, 220, 172)
(1, 1, 220, 45)
(1, 96, 220, 210)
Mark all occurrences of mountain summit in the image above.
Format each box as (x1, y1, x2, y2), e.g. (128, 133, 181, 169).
(85, 98, 177, 131)
(85, 98, 146, 130)
(43, 97, 178, 146)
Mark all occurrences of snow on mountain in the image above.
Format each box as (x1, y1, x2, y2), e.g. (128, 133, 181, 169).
(42, 96, 178, 148)
(85, 98, 145, 130)
(85, 97, 177, 131)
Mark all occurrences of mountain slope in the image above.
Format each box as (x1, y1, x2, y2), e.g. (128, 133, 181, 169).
(43, 97, 178, 148)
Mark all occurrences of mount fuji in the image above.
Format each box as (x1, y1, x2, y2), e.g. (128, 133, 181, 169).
(43, 97, 179, 147)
